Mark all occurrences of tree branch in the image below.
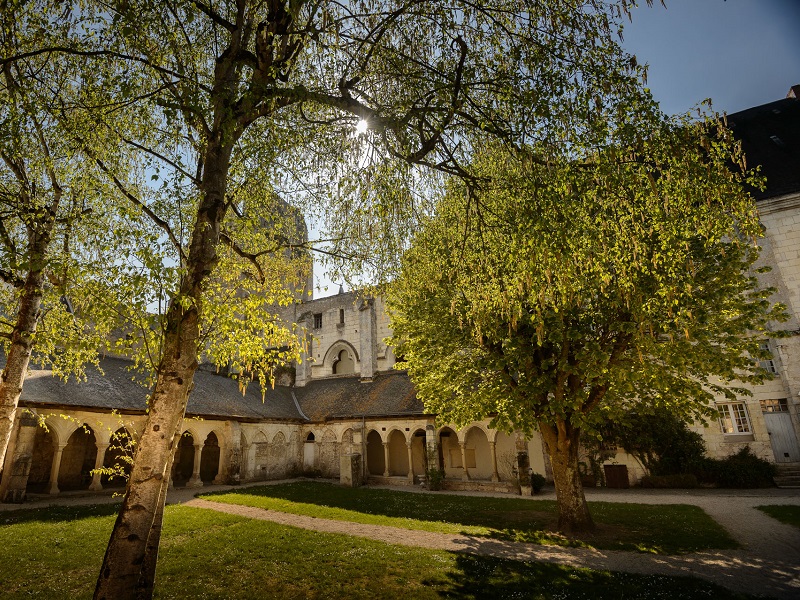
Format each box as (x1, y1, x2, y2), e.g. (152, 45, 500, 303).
(88, 153, 187, 264)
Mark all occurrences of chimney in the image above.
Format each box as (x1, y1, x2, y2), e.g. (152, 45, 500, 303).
(359, 297, 378, 382)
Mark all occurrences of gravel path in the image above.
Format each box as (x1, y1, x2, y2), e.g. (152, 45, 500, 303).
(4, 480, 799, 598)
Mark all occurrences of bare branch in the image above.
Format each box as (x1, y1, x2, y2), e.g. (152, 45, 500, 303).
(218, 231, 266, 283)
(192, 0, 236, 32)
(88, 153, 187, 264)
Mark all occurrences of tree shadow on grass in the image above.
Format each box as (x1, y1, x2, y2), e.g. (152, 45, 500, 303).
(430, 553, 756, 600)
(0, 502, 120, 525)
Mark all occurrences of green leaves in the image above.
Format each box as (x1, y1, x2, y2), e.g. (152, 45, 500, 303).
(390, 115, 784, 438)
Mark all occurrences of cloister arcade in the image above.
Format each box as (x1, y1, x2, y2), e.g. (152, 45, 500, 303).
(7, 406, 549, 499)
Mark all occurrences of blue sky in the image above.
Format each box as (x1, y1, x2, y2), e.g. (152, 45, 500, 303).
(621, 0, 800, 116)
(313, 0, 800, 297)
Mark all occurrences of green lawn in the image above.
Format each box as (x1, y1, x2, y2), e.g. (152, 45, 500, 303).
(756, 505, 800, 528)
(0, 503, 756, 599)
(201, 481, 737, 554)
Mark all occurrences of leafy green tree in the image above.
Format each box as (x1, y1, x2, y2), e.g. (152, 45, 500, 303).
(388, 120, 785, 534)
(4, 1, 667, 596)
(608, 408, 707, 476)
(0, 5, 133, 473)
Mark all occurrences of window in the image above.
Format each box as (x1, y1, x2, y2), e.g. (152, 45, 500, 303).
(339, 308, 345, 324)
(718, 403, 752, 434)
(758, 342, 777, 374)
(760, 398, 789, 413)
(313, 313, 322, 329)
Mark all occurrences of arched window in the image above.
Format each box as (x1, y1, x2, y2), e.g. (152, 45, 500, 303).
(332, 349, 355, 374)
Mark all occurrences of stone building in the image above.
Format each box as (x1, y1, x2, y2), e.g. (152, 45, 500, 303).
(1, 88, 800, 502)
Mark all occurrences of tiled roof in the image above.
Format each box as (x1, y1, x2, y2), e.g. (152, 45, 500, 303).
(294, 370, 424, 421)
(13, 356, 305, 422)
(727, 95, 800, 200)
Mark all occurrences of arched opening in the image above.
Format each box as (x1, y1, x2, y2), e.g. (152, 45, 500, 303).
(26, 426, 55, 494)
(495, 431, 518, 481)
(252, 431, 269, 479)
(341, 428, 354, 454)
(200, 432, 221, 484)
(331, 349, 355, 375)
(319, 429, 339, 477)
(303, 431, 316, 470)
(387, 430, 408, 476)
(438, 427, 460, 479)
(270, 431, 288, 478)
(411, 429, 427, 478)
(366, 430, 384, 476)
(102, 427, 134, 487)
(173, 432, 195, 486)
(465, 426, 492, 480)
(59, 425, 97, 491)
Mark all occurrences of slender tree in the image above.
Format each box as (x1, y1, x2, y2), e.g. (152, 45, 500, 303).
(0, 5, 126, 473)
(388, 122, 785, 534)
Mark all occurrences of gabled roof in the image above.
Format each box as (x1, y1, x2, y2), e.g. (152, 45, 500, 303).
(294, 370, 424, 421)
(727, 94, 800, 200)
(13, 356, 305, 422)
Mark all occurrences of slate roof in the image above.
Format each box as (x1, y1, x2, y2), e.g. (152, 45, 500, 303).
(13, 355, 305, 422)
(294, 370, 425, 421)
(727, 93, 800, 200)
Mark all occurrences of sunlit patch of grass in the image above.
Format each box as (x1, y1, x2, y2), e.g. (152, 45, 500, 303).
(756, 505, 800, 528)
(0, 503, 756, 600)
(202, 481, 738, 554)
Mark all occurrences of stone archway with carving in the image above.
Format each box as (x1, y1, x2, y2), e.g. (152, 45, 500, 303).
(322, 340, 360, 376)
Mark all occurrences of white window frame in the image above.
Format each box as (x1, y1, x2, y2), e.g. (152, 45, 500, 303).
(717, 402, 752, 434)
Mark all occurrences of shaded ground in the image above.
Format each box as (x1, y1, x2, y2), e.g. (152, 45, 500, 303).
(3, 479, 798, 598)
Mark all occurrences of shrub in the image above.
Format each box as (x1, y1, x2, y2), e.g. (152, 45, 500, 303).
(425, 467, 445, 491)
(701, 447, 776, 488)
(640, 474, 699, 489)
(531, 472, 546, 494)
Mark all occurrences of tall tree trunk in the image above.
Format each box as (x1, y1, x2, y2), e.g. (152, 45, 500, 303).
(94, 145, 231, 600)
(539, 419, 595, 535)
(0, 269, 45, 472)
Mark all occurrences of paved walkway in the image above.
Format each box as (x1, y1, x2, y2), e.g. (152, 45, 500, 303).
(4, 481, 799, 598)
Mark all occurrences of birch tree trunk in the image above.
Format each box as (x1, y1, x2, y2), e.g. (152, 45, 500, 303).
(94, 146, 232, 600)
(0, 238, 48, 472)
(539, 420, 595, 535)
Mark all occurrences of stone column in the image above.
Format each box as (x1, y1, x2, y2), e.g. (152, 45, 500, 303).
(48, 443, 67, 495)
(88, 442, 109, 491)
(213, 442, 226, 485)
(359, 298, 378, 382)
(382, 442, 390, 477)
(489, 440, 499, 482)
(186, 443, 204, 487)
(459, 442, 469, 481)
(406, 442, 414, 483)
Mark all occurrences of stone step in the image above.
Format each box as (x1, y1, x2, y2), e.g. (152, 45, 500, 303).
(774, 475, 800, 488)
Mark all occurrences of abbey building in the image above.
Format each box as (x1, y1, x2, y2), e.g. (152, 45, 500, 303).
(1, 88, 800, 502)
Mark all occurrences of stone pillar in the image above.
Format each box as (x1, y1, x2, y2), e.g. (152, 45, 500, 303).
(88, 442, 109, 491)
(359, 298, 378, 382)
(186, 443, 203, 487)
(340, 453, 362, 487)
(425, 425, 437, 472)
(295, 321, 313, 387)
(459, 442, 469, 481)
(213, 442, 226, 485)
(0, 413, 38, 503)
(489, 441, 499, 482)
(49, 443, 67, 495)
(406, 442, 414, 483)
(382, 442, 390, 477)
